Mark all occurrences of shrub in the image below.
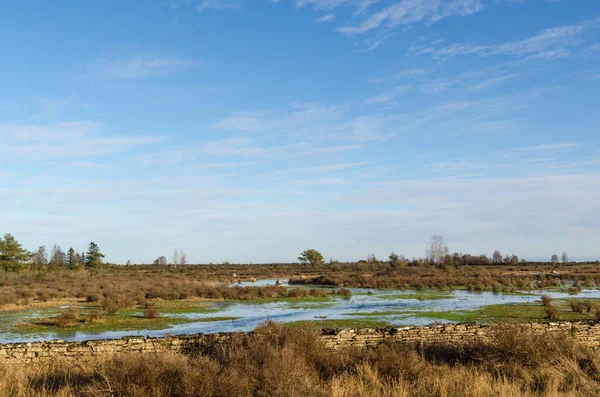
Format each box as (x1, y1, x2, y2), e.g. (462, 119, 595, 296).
(546, 304, 560, 320)
(144, 308, 160, 318)
(86, 294, 100, 303)
(571, 300, 595, 314)
(86, 310, 105, 323)
(541, 294, 553, 306)
(102, 298, 122, 315)
(335, 288, 352, 298)
(57, 308, 79, 327)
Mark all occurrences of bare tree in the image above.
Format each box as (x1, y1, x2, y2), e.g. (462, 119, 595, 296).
(561, 251, 569, 264)
(492, 250, 502, 264)
(50, 245, 66, 266)
(126, 260, 132, 266)
(31, 246, 48, 266)
(179, 250, 187, 265)
(171, 250, 180, 266)
(426, 235, 448, 266)
(551, 254, 559, 265)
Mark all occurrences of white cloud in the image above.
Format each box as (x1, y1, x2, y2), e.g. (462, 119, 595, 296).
(363, 84, 409, 104)
(338, 0, 484, 35)
(0, 121, 164, 161)
(508, 142, 581, 153)
(422, 17, 598, 58)
(95, 57, 192, 79)
(315, 13, 335, 22)
(467, 73, 518, 91)
(198, 0, 243, 12)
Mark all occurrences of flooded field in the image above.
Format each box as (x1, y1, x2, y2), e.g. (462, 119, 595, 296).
(2, 280, 600, 343)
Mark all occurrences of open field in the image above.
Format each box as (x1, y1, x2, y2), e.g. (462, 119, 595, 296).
(2, 322, 600, 396)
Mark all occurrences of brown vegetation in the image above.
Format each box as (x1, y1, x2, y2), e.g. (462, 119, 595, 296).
(1, 322, 600, 396)
(0, 262, 599, 312)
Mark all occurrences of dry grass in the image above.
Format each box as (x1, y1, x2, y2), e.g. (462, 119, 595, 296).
(0, 263, 599, 311)
(1, 322, 600, 396)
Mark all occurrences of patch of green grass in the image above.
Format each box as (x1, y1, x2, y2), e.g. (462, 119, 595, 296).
(12, 312, 196, 335)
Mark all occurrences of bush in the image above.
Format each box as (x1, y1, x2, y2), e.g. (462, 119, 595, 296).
(335, 288, 352, 298)
(57, 308, 79, 327)
(541, 294, 553, 306)
(571, 300, 596, 314)
(144, 308, 160, 318)
(102, 298, 122, 315)
(546, 304, 560, 320)
(86, 294, 100, 303)
(86, 310, 105, 323)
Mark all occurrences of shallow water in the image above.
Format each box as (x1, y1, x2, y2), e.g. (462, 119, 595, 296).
(1, 281, 599, 343)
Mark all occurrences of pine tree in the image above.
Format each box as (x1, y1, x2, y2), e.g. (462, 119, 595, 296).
(85, 242, 105, 268)
(67, 248, 76, 269)
(0, 234, 29, 272)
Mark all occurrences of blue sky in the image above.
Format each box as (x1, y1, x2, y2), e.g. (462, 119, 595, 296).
(1, 0, 599, 263)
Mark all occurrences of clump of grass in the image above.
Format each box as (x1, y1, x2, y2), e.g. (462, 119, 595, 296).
(144, 307, 160, 319)
(56, 307, 79, 327)
(85, 310, 105, 324)
(546, 304, 560, 320)
(86, 294, 100, 303)
(102, 298, 122, 315)
(334, 288, 352, 298)
(570, 300, 596, 314)
(540, 294, 553, 306)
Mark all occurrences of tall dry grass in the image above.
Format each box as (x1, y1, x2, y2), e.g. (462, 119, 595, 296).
(1, 322, 600, 396)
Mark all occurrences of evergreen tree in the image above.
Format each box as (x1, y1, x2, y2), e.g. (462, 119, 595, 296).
(0, 234, 29, 272)
(85, 242, 105, 267)
(67, 248, 76, 269)
(298, 249, 324, 266)
(388, 252, 400, 268)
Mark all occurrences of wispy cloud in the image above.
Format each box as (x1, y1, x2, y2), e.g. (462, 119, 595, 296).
(256, 161, 369, 178)
(364, 84, 409, 104)
(94, 57, 192, 79)
(0, 121, 164, 161)
(315, 13, 335, 22)
(421, 17, 598, 58)
(467, 73, 518, 91)
(508, 142, 581, 153)
(198, 0, 243, 12)
(338, 0, 484, 35)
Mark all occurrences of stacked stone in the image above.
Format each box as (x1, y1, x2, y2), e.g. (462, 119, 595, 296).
(2, 322, 600, 363)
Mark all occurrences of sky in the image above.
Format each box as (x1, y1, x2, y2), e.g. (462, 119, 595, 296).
(1, 0, 599, 264)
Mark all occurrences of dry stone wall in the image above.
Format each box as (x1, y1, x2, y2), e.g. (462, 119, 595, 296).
(2, 322, 600, 363)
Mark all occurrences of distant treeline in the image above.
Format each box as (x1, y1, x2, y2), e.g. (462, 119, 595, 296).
(0, 233, 597, 273)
